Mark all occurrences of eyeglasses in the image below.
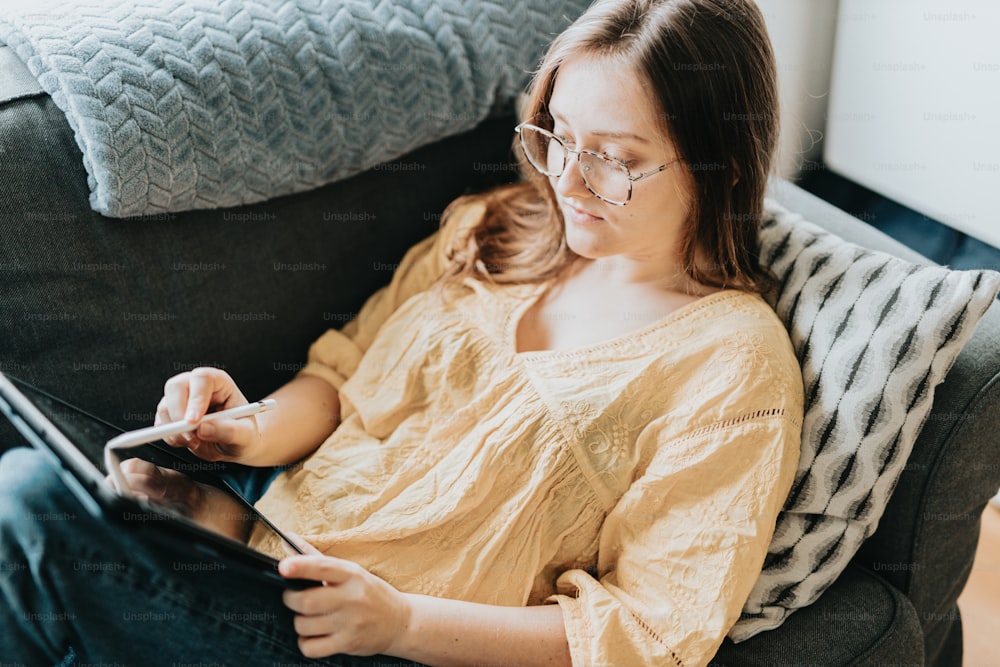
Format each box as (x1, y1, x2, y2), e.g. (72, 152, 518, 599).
(515, 123, 681, 206)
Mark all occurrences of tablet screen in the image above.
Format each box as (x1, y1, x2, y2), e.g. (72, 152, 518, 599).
(6, 376, 303, 555)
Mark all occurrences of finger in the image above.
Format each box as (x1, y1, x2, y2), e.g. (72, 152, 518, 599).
(283, 584, 346, 619)
(120, 457, 160, 476)
(119, 458, 164, 490)
(154, 399, 170, 426)
(185, 440, 238, 463)
(156, 399, 190, 448)
(279, 555, 359, 587)
(192, 417, 255, 452)
(163, 375, 200, 445)
(120, 459, 176, 497)
(162, 373, 192, 424)
(297, 634, 341, 660)
(185, 367, 234, 422)
(293, 609, 340, 637)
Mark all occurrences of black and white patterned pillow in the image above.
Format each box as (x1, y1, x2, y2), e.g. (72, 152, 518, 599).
(729, 200, 1000, 641)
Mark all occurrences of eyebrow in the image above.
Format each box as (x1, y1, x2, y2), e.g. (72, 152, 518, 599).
(549, 109, 651, 145)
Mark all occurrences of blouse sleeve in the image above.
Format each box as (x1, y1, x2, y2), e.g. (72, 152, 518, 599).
(297, 201, 485, 390)
(550, 410, 801, 667)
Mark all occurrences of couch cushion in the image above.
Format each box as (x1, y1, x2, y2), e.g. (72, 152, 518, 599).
(729, 199, 1000, 640)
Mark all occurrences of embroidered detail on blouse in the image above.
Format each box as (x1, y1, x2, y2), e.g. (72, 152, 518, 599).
(561, 399, 599, 441)
(678, 408, 801, 444)
(627, 610, 686, 667)
(720, 331, 769, 380)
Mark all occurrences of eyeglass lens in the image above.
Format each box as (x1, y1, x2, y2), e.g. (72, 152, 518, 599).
(521, 126, 630, 204)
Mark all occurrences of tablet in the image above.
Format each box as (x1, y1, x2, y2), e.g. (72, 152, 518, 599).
(0, 372, 316, 590)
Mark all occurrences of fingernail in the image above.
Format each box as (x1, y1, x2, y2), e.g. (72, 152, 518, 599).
(185, 409, 198, 422)
(199, 423, 215, 438)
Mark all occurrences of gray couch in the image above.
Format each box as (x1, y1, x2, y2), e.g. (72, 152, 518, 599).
(2, 43, 998, 666)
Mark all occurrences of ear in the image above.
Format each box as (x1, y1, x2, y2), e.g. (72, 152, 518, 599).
(731, 160, 741, 186)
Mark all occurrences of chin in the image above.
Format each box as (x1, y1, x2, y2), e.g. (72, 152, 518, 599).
(564, 230, 607, 260)
(559, 202, 614, 259)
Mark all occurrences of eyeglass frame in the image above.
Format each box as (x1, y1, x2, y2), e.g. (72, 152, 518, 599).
(514, 122, 682, 206)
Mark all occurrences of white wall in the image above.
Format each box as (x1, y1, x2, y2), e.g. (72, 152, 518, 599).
(825, 0, 1000, 248)
(754, 0, 840, 177)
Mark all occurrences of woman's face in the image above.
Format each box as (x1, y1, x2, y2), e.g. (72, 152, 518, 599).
(546, 54, 695, 274)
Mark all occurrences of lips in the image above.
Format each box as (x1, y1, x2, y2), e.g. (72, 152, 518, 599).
(562, 200, 604, 226)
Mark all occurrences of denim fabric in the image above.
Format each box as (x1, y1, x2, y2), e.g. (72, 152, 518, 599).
(0, 447, 425, 666)
(225, 463, 290, 505)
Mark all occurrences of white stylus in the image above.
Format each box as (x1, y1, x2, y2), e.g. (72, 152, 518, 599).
(104, 399, 276, 494)
(105, 399, 277, 450)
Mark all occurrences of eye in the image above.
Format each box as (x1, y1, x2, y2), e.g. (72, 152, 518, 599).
(551, 127, 574, 147)
(603, 152, 637, 168)
(595, 143, 638, 167)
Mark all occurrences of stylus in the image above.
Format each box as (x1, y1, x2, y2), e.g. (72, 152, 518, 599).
(104, 399, 277, 451)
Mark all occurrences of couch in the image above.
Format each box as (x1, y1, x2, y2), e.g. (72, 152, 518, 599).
(2, 34, 999, 666)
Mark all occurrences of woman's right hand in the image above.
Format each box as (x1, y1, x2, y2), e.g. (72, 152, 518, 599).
(156, 366, 264, 464)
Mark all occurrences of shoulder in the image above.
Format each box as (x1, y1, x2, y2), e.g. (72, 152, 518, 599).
(615, 290, 795, 376)
(705, 291, 797, 366)
(680, 290, 792, 353)
(670, 290, 803, 411)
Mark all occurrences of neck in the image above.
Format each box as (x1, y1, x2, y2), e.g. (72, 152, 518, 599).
(574, 255, 701, 295)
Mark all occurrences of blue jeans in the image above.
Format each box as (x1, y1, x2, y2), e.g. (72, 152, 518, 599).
(0, 448, 424, 666)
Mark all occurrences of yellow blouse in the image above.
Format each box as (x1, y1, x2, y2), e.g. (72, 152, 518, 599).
(250, 202, 803, 667)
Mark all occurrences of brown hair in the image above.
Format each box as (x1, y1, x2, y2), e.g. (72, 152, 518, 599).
(442, 0, 779, 292)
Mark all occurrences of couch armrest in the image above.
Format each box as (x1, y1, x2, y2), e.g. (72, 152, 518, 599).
(712, 563, 923, 666)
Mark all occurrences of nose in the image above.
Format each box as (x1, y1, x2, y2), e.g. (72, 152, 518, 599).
(553, 154, 593, 201)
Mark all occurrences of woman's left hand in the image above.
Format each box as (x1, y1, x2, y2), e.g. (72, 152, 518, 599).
(279, 537, 412, 659)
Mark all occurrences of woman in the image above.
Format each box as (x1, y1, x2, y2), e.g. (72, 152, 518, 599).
(0, 0, 802, 665)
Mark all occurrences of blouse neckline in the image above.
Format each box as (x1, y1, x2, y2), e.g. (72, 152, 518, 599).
(506, 282, 749, 360)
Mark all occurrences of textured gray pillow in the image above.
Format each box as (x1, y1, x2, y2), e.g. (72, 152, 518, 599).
(729, 200, 1000, 641)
